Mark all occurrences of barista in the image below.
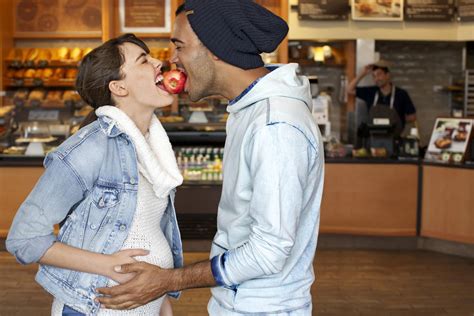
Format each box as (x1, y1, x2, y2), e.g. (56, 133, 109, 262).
(347, 60, 416, 133)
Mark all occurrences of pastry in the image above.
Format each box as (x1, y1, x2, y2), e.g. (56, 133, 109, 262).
(14, 69, 25, 78)
(65, 68, 78, 79)
(75, 105, 93, 117)
(28, 89, 46, 100)
(24, 68, 36, 78)
(52, 68, 65, 79)
(57, 47, 70, 60)
(42, 68, 54, 79)
(46, 90, 63, 101)
(70, 48, 82, 61)
(434, 138, 452, 149)
(37, 49, 52, 61)
(7, 48, 24, 61)
(14, 89, 29, 99)
(63, 90, 81, 101)
(6, 69, 16, 78)
(25, 48, 39, 61)
(454, 132, 467, 142)
(34, 69, 44, 79)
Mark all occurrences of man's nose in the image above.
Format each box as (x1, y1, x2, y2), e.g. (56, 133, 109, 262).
(169, 49, 179, 64)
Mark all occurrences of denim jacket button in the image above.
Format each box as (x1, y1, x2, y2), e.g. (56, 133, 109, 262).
(119, 224, 127, 231)
(130, 178, 136, 185)
(90, 224, 97, 230)
(98, 199, 105, 208)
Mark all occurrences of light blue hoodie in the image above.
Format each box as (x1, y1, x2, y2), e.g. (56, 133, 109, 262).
(209, 64, 325, 314)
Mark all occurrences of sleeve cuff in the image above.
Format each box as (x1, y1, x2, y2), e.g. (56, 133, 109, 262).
(210, 252, 237, 288)
(167, 291, 181, 299)
(8, 234, 56, 265)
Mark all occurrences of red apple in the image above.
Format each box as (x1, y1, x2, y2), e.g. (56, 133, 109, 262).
(162, 69, 187, 94)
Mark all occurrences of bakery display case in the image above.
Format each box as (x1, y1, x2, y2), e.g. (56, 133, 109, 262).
(0, 46, 93, 156)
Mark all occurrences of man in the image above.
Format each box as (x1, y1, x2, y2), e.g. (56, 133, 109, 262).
(97, 1, 325, 314)
(347, 60, 417, 130)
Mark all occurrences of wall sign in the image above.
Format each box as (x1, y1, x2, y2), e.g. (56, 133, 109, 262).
(298, 0, 349, 20)
(405, 0, 455, 21)
(458, 0, 474, 21)
(119, 0, 171, 33)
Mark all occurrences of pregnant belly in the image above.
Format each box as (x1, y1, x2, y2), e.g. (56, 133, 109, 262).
(107, 231, 173, 288)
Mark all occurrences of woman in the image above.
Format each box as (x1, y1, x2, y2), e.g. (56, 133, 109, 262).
(6, 34, 183, 315)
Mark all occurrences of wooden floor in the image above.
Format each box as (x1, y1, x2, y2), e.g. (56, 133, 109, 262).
(1, 250, 473, 316)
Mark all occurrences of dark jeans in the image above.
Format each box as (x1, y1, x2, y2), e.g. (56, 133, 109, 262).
(62, 305, 85, 316)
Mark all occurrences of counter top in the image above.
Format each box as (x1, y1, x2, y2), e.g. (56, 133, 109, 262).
(1, 155, 474, 169)
(0, 156, 44, 167)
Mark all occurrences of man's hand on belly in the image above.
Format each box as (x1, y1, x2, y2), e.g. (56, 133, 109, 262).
(96, 260, 216, 310)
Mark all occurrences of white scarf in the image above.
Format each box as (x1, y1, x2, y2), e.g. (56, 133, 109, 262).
(96, 106, 183, 199)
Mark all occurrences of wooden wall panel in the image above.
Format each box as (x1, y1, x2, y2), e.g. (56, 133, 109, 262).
(320, 163, 419, 236)
(421, 165, 474, 244)
(0, 167, 44, 237)
(0, 0, 14, 107)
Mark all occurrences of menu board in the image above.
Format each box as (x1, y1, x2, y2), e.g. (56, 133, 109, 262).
(351, 0, 404, 21)
(119, 0, 171, 33)
(405, 0, 455, 21)
(458, 0, 474, 21)
(15, 0, 102, 34)
(298, 0, 349, 20)
(425, 118, 473, 164)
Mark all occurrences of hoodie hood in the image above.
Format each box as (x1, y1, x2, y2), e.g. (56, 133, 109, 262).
(227, 63, 312, 114)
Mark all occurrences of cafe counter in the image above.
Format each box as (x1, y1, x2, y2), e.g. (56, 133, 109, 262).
(1, 157, 473, 245)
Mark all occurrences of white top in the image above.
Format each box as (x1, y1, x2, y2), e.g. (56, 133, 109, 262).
(51, 106, 182, 315)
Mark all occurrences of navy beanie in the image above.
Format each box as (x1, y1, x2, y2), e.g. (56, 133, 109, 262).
(183, 0, 289, 70)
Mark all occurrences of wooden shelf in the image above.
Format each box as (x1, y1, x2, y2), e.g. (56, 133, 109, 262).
(5, 78, 75, 88)
(13, 32, 102, 39)
(6, 60, 79, 68)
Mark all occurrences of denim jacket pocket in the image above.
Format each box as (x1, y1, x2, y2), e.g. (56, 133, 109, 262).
(92, 185, 120, 209)
(84, 185, 121, 251)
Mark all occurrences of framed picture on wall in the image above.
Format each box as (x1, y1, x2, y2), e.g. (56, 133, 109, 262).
(425, 118, 473, 164)
(351, 0, 404, 21)
(119, 0, 171, 33)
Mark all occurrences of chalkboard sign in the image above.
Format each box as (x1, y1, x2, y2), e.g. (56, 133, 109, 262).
(405, 0, 455, 21)
(298, 0, 349, 20)
(458, 0, 474, 21)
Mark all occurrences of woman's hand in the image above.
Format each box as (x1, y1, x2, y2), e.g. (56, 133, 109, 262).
(160, 296, 173, 316)
(106, 249, 149, 284)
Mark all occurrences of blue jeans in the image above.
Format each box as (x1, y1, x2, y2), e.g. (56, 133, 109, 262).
(62, 305, 85, 316)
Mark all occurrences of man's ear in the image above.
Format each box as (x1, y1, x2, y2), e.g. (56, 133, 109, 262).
(109, 80, 128, 98)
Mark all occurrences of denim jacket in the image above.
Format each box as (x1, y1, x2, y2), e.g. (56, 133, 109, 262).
(209, 64, 325, 314)
(6, 116, 184, 315)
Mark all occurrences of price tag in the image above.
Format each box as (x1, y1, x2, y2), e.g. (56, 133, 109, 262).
(25, 60, 35, 68)
(37, 60, 49, 68)
(14, 79, 25, 87)
(33, 78, 44, 86)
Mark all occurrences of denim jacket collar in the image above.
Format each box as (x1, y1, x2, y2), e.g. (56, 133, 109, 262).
(97, 115, 125, 138)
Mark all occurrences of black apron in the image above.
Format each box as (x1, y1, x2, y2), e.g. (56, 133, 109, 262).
(368, 85, 402, 136)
